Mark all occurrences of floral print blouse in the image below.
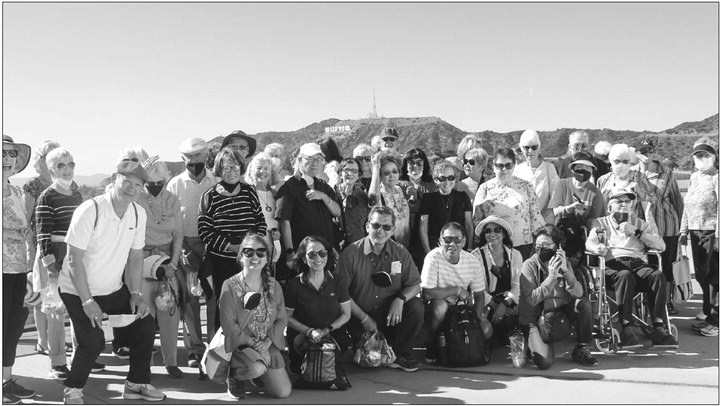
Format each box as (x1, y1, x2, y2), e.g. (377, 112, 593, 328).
(681, 168, 718, 238)
(3, 184, 31, 274)
(380, 183, 410, 246)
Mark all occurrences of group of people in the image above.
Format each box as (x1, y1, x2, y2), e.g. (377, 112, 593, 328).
(2, 127, 718, 403)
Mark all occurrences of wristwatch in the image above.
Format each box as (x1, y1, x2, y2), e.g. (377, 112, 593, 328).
(326, 324, 334, 332)
(397, 293, 408, 303)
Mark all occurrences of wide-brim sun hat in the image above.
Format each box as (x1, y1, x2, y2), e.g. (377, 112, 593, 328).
(222, 130, 256, 156)
(2, 135, 31, 175)
(475, 215, 513, 239)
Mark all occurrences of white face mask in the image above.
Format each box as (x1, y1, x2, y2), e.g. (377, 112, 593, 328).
(55, 178, 72, 190)
(694, 155, 715, 172)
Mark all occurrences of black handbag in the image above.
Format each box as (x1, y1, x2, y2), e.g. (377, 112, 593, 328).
(537, 311, 572, 344)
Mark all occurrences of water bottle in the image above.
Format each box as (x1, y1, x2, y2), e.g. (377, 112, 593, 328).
(509, 329, 526, 368)
(438, 332, 446, 349)
(189, 272, 204, 297)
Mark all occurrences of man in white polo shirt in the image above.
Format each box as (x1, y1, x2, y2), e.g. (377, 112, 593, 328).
(58, 161, 165, 404)
(420, 221, 491, 364)
(165, 137, 218, 372)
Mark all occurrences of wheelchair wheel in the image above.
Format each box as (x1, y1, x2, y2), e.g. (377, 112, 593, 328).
(670, 323, 678, 340)
(595, 326, 620, 354)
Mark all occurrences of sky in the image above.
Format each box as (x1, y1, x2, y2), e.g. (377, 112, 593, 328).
(3, 2, 718, 176)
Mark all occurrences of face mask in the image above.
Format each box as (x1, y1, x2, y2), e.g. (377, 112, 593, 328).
(612, 163, 630, 178)
(186, 162, 205, 176)
(572, 169, 591, 183)
(55, 178, 72, 190)
(694, 155, 715, 172)
(538, 247, 556, 263)
(371, 272, 393, 287)
(612, 212, 629, 223)
(146, 184, 164, 197)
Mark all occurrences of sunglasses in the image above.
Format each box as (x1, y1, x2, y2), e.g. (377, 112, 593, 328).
(55, 162, 76, 170)
(241, 248, 267, 258)
(441, 236, 463, 244)
(356, 156, 372, 163)
(462, 159, 477, 166)
(2, 150, 18, 158)
(522, 145, 539, 151)
(435, 175, 456, 182)
(407, 159, 424, 167)
(306, 250, 328, 260)
(370, 222, 393, 231)
(222, 165, 241, 173)
(382, 169, 399, 176)
(494, 162, 514, 170)
(483, 227, 503, 235)
(612, 159, 630, 165)
(146, 180, 164, 187)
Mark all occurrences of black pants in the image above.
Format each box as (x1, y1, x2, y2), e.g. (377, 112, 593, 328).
(346, 297, 424, 359)
(690, 230, 719, 324)
(61, 285, 156, 388)
(3, 273, 29, 367)
(605, 257, 667, 325)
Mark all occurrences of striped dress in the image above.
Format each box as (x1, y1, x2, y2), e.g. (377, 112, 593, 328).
(35, 185, 83, 267)
(198, 182, 267, 259)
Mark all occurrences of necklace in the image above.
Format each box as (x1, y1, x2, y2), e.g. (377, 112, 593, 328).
(256, 189, 273, 212)
(145, 191, 166, 225)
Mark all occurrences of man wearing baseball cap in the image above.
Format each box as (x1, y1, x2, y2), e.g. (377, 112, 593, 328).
(165, 137, 218, 375)
(586, 187, 678, 350)
(59, 160, 166, 403)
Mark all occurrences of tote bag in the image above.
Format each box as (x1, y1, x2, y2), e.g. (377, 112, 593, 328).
(672, 245, 693, 302)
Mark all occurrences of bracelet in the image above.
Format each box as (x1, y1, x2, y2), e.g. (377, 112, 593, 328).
(360, 314, 369, 323)
(130, 291, 143, 297)
(81, 297, 95, 307)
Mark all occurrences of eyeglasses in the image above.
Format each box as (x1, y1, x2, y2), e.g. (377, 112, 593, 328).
(306, 250, 328, 259)
(494, 162, 514, 170)
(462, 159, 477, 166)
(54, 162, 76, 170)
(535, 243, 556, 250)
(342, 168, 359, 174)
(356, 156, 372, 163)
(222, 165, 241, 173)
(483, 227, 503, 235)
(434, 175, 455, 182)
(241, 248, 267, 258)
(407, 159, 424, 167)
(382, 169, 399, 176)
(303, 156, 325, 164)
(522, 145, 539, 151)
(2, 150, 18, 158)
(612, 159, 630, 165)
(441, 236, 463, 244)
(369, 222, 393, 231)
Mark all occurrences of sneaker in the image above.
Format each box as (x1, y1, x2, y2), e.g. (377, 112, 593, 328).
(666, 302, 679, 315)
(424, 344, 438, 364)
(387, 355, 421, 372)
(3, 379, 35, 399)
(2, 391, 20, 405)
(187, 353, 199, 368)
(63, 387, 84, 405)
(123, 381, 166, 402)
(571, 346, 599, 366)
(165, 366, 183, 379)
(226, 377, 246, 400)
(651, 326, 679, 349)
(696, 312, 707, 321)
(699, 324, 720, 337)
(620, 326, 643, 349)
(90, 362, 105, 373)
(113, 346, 130, 360)
(692, 320, 710, 331)
(35, 343, 49, 355)
(49, 364, 71, 380)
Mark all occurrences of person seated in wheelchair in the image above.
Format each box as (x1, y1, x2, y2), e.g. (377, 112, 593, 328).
(420, 222, 493, 364)
(585, 187, 678, 349)
(519, 224, 598, 369)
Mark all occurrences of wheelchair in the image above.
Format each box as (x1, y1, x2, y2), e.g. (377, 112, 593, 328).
(574, 229, 678, 354)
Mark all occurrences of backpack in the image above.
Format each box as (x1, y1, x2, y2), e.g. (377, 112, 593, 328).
(439, 299, 490, 367)
(293, 335, 351, 391)
(90, 197, 138, 230)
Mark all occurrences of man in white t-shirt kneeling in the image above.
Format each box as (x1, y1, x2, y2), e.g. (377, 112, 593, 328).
(420, 222, 492, 364)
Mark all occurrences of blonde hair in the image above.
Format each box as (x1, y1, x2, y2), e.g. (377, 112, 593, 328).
(456, 134, 483, 159)
(32, 140, 61, 175)
(244, 152, 281, 186)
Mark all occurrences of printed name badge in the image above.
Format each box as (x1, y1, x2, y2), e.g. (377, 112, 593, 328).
(391, 261, 402, 275)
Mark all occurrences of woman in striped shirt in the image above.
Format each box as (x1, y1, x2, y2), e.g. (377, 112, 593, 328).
(34, 147, 81, 380)
(199, 148, 267, 336)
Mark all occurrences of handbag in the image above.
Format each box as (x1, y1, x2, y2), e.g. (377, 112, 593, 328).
(672, 245, 693, 302)
(537, 310, 572, 344)
(352, 331, 396, 368)
(201, 327, 232, 385)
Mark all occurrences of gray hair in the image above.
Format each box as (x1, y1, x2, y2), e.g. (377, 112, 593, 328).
(244, 152, 281, 186)
(32, 140, 61, 175)
(45, 147, 73, 170)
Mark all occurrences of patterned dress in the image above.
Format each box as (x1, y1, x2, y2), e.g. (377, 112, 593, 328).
(3, 184, 30, 274)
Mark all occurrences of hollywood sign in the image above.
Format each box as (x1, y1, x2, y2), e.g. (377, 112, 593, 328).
(325, 125, 352, 133)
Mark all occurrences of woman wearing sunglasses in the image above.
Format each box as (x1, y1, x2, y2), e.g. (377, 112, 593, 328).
(399, 148, 437, 267)
(596, 144, 657, 228)
(419, 162, 473, 256)
(335, 158, 370, 248)
(460, 148, 489, 201)
(284, 236, 351, 376)
(369, 151, 411, 246)
(219, 233, 290, 399)
(472, 148, 544, 260)
(513, 130, 560, 225)
(470, 216, 523, 347)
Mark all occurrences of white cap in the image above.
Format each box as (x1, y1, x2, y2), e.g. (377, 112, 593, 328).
(179, 137, 208, 154)
(299, 143, 324, 157)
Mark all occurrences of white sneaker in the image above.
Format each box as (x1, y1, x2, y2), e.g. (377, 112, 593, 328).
(123, 381, 166, 402)
(699, 324, 719, 337)
(63, 387, 84, 405)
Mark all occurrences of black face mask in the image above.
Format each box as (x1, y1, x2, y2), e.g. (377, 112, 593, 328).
(371, 272, 393, 288)
(146, 184, 164, 197)
(538, 247, 556, 263)
(186, 162, 205, 176)
(572, 169, 592, 183)
(612, 212, 629, 224)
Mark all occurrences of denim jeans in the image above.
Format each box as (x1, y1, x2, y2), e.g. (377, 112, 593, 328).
(61, 285, 155, 388)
